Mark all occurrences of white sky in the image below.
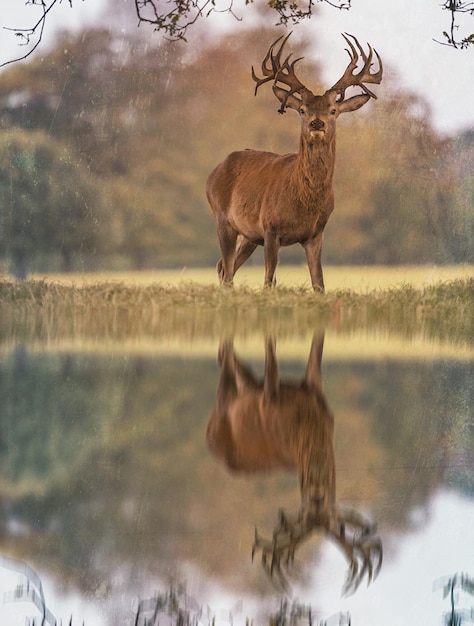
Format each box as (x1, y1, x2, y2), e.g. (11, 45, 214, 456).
(0, 0, 473, 134)
(310, 0, 474, 136)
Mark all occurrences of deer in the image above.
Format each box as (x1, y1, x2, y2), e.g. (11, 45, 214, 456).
(206, 334, 382, 595)
(206, 33, 382, 292)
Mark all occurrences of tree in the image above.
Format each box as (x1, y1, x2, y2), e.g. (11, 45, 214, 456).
(0, 28, 134, 176)
(321, 80, 474, 266)
(0, 129, 102, 278)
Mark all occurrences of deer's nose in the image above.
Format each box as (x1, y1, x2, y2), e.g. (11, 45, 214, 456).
(310, 118, 325, 131)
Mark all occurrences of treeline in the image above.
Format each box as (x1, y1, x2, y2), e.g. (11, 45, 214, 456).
(0, 26, 472, 278)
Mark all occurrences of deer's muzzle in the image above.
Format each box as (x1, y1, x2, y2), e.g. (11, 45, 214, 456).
(310, 118, 325, 131)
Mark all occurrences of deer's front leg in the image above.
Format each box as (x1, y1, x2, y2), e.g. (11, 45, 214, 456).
(263, 230, 280, 288)
(303, 232, 325, 293)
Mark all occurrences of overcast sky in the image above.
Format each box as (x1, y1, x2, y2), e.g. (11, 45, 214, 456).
(0, 0, 472, 135)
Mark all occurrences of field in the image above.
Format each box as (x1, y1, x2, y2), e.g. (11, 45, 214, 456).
(34, 264, 474, 291)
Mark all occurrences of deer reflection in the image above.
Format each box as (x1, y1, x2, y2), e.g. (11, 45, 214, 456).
(207, 335, 382, 595)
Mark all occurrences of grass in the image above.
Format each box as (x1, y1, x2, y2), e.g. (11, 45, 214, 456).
(0, 267, 473, 347)
(35, 264, 474, 291)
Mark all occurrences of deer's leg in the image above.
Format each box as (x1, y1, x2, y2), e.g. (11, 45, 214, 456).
(234, 237, 257, 274)
(233, 354, 260, 393)
(263, 336, 279, 400)
(218, 340, 259, 393)
(216, 340, 239, 404)
(217, 237, 257, 283)
(263, 230, 280, 288)
(216, 219, 238, 286)
(304, 333, 325, 393)
(303, 232, 325, 293)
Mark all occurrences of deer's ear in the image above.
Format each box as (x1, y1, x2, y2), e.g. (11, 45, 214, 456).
(272, 86, 302, 112)
(338, 93, 371, 114)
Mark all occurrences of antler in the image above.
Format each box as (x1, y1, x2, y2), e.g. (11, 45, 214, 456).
(252, 505, 382, 595)
(252, 33, 310, 114)
(327, 507, 383, 597)
(252, 507, 312, 592)
(330, 33, 383, 101)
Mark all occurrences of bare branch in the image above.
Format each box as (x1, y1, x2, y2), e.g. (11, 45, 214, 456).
(436, 0, 474, 48)
(134, 0, 473, 48)
(0, 0, 69, 69)
(133, 0, 351, 41)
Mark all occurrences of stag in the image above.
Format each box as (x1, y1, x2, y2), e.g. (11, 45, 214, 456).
(206, 34, 382, 292)
(207, 335, 382, 594)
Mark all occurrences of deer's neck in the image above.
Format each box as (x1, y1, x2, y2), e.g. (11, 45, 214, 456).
(293, 136, 336, 204)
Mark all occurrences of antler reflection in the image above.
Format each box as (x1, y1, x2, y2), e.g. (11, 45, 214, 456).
(252, 503, 382, 595)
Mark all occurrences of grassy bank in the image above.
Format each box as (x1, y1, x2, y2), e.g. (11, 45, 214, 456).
(1, 274, 473, 346)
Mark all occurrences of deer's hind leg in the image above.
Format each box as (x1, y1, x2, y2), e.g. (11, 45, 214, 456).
(217, 339, 259, 398)
(215, 218, 238, 286)
(234, 236, 257, 274)
(217, 234, 257, 285)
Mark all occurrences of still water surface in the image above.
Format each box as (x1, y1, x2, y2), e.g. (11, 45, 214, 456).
(0, 326, 472, 625)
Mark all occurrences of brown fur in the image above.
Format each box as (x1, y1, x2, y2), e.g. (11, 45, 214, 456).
(207, 336, 334, 511)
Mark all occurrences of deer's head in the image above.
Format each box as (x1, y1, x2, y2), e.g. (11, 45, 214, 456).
(252, 33, 383, 145)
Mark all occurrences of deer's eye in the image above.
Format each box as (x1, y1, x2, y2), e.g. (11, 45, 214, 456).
(330, 108, 337, 115)
(299, 108, 305, 115)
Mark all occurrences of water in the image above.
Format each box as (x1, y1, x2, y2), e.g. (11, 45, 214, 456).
(0, 325, 472, 625)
